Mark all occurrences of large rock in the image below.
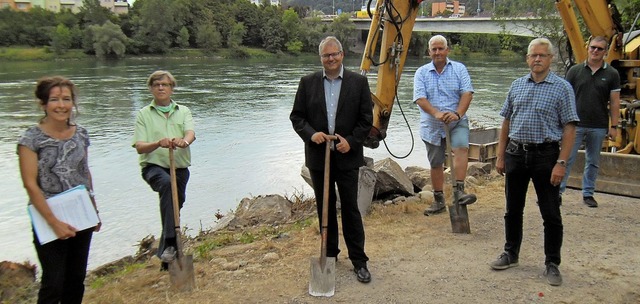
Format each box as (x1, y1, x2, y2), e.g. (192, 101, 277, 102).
(356, 166, 376, 216)
(299, 157, 376, 216)
(405, 166, 431, 191)
(229, 195, 292, 227)
(373, 158, 414, 198)
(467, 162, 493, 177)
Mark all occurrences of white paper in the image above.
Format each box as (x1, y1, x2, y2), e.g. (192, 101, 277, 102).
(28, 185, 99, 245)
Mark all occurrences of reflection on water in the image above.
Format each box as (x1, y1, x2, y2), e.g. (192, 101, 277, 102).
(0, 56, 527, 269)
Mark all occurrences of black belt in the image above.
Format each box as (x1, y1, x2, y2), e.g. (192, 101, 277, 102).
(509, 140, 559, 151)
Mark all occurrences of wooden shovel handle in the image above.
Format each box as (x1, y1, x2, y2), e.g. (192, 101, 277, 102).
(320, 135, 338, 262)
(169, 148, 180, 228)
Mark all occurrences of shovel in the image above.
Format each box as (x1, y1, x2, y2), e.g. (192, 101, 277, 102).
(309, 135, 337, 297)
(168, 147, 196, 291)
(445, 125, 472, 234)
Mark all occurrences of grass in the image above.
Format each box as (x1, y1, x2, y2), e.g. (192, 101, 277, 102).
(88, 262, 147, 289)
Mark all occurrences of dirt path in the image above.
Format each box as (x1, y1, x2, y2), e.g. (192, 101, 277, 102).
(83, 178, 640, 304)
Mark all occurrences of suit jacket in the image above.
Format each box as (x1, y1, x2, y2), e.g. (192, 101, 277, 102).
(290, 68, 373, 171)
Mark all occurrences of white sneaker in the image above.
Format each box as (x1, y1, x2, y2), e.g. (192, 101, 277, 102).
(160, 246, 176, 263)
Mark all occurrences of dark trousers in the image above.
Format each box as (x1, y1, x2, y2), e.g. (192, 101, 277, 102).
(34, 227, 93, 304)
(309, 160, 369, 269)
(142, 164, 190, 257)
(503, 141, 563, 265)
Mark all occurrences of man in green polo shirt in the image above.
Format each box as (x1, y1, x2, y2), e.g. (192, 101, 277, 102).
(132, 70, 195, 270)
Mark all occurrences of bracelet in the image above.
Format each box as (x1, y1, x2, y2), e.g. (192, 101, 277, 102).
(185, 140, 190, 146)
(89, 190, 95, 198)
(454, 111, 461, 119)
(610, 126, 617, 129)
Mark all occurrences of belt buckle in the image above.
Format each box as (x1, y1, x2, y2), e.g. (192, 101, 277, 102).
(521, 143, 530, 152)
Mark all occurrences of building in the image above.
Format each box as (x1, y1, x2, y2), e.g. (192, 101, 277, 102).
(1, 0, 129, 14)
(432, 1, 466, 17)
(101, 0, 129, 14)
(250, 0, 280, 6)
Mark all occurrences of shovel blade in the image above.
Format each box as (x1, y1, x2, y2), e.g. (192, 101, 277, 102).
(309, 257, 336, 297)
(448, 204, 471, 234)
(168, 254, 196, 292)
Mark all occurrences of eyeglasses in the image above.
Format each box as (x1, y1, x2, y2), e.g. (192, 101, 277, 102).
(589, 45, 606, 52)
(527, 53, 551, 59)
(152, 83, 172, 88)
(320, 51, 342, 59)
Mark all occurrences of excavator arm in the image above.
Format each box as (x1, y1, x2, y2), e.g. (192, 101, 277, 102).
(556, 0, 640, 197)
(360, 0, 422, 148)
(555, 0, 624, 63)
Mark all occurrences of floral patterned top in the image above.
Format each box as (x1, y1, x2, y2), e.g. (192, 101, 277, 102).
(17, 125, 91, 200)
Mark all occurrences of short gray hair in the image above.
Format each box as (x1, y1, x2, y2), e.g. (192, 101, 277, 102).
(527, 38, 555, 56)
(318, 36, 343, 54)
(429, 35, 448, 49)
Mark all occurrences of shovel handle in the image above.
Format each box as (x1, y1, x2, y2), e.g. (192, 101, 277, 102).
(169, 148, 180, 228)
(169, 148, 186, 259)
(320, 135, 337, 264)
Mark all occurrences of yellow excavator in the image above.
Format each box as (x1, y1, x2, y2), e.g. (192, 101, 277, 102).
(359, 0, 640, 197)
(556, 0, 640, 197)
(359, 0, 421, 149)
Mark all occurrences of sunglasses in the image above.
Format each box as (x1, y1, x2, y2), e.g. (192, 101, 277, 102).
(589, 45, 606, 52)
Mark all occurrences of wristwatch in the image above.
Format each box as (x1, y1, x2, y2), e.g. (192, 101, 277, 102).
(556, 160, 567, 167)
(610, 126, 617, 129)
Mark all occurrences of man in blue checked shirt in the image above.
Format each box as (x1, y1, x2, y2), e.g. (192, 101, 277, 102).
(413, 34, 477, 216)
(490, 38, 579, 287)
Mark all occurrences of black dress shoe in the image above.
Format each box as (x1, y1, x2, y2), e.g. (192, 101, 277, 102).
(354, 267, 371, 283)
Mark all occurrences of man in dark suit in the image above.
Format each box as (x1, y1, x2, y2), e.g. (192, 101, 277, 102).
(290, 36, 374, 283)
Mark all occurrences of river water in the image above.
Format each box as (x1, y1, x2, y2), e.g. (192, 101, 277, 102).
(0, 55, 528, 270)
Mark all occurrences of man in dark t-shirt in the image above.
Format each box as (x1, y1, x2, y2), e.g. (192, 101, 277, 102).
(560, 36, 621, 208)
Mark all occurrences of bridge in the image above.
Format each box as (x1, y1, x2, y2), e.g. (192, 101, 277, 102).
(326, 17, 549, 37)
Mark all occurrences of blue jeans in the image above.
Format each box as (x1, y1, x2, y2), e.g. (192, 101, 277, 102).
(503, 140, 563, 266)
(424, 119, 470, 168)
(560, 127, 608, 197)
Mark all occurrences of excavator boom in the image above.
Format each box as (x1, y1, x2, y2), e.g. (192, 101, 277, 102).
(360, 0, 421, 148)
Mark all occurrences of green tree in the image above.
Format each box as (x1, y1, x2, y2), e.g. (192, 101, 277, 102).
(282, 8, 302, 42)
(228, 22, 246, 49)
(300, 17, 325, 53)
(50, 24, 73, 54)
(328, 14, 356, 53)
(617, 0, 640, 30)
(20, 7, 57, 46)
(232, 0, 264, 47)
(79, 0, 113, 26)
(409, 32, 431, 57)
(261, 18, 285, 53)
(196, 23, 222, 53)
(177, 26, 190, 48)
(90, 21, 129, 59)
(55, 9, 79, 29)
(460, 33, 501, 55)
(0, 7, 20, 46)
(259, 4, 286, 53)
(285, 39, 304, 54)
(132, 0, 178, 53)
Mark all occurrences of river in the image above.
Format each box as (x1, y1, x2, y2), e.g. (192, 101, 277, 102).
(0, 55, 528, 270)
